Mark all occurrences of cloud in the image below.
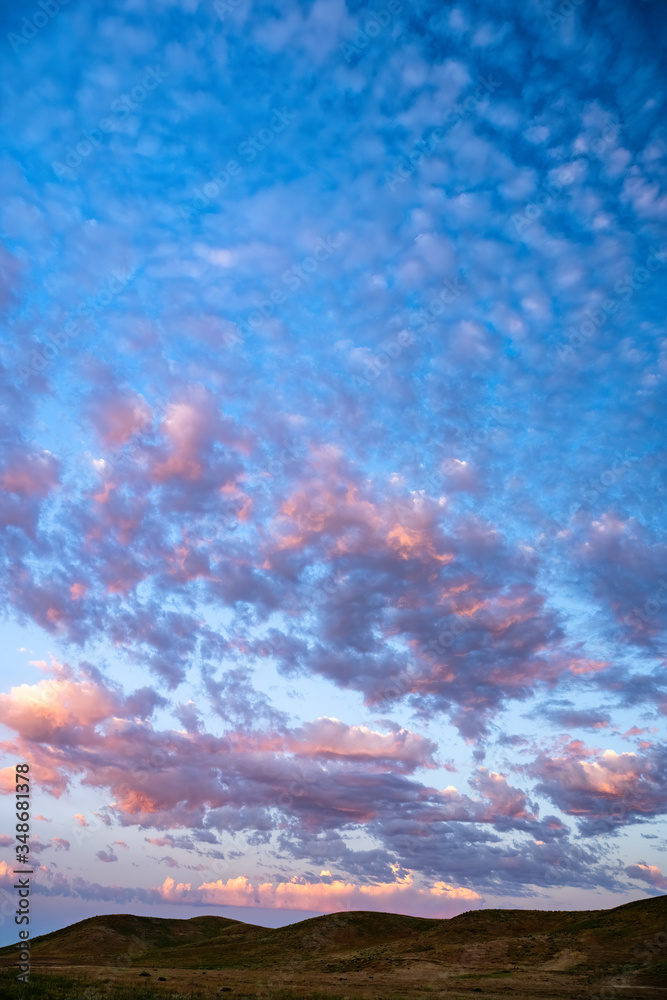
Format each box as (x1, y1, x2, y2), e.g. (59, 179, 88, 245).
(0, 449, 60, 498)
(625, 862, 667, 891)
(0, 660, 609, 895)
(0, 0, 665, 917)
(146, 836, 175, 847)
(0, 861, 14, 886)
(564, 515, 667, 649)
(528, 742, 667, 834)
(195, 870, 482, 917)
(258, 456, 568, 737)
(535, 702, 612, 730)
(0, 447, 60, 536)
(2, 861, 481, 920)
(0, 668, 120, 742)
(96, 849, 118, 863)
(238, 717, 439, 772)
(84, 382, 152, 447)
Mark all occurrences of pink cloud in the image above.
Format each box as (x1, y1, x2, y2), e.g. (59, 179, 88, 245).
(0, 449, 60, 497)
(0, 664, 554, 857)
(1, 862, 483, 920)
(0, 767, 16, 793)
(625, 862, 667, 890)
(0, 669, 119, 743)
(232, 718, 438, 772)
(292, 718, 438, 769)
(158, 875, 194, 900)
(0, 448, 60, 535)
(0, 749, 71, 798)
(231, 448, 576, 739)
(528, 743, 667, 832)
(150, 391, 252, 483)
(470, 768, 537, 821)
(86, 389, 151, 447)
(269, 453, 453, 566)
(194, 870, 482, 917)
(567, 659, 609, 675)
(432, 769, 537, 826)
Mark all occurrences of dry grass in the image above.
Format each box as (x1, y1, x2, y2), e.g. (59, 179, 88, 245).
(1, 895, 666, 999)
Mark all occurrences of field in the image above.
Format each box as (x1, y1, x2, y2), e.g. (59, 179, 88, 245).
(1, 895, 666, 999)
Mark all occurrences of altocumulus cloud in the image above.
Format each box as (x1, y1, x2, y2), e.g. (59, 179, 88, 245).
(0, 0, 665, 928)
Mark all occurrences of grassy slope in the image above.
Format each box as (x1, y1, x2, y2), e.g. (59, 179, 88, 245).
(0, 912, 252, 965)
(0, 894, 665, 982)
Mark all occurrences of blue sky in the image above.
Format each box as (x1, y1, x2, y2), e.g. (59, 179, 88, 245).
(0, 0, 666, 941)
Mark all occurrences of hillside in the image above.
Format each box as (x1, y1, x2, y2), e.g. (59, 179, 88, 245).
(0, 912, 252, 966)
(1, 895, 666, 998)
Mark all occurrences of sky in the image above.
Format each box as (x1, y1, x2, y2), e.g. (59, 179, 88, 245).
(0, 0, 666, 944)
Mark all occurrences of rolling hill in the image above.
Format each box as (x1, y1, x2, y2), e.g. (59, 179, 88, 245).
(1, 895, 666, 998)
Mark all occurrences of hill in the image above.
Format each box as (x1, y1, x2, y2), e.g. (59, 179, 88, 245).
(1, 895, 666, 998)
(0, 912, 252, 966)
